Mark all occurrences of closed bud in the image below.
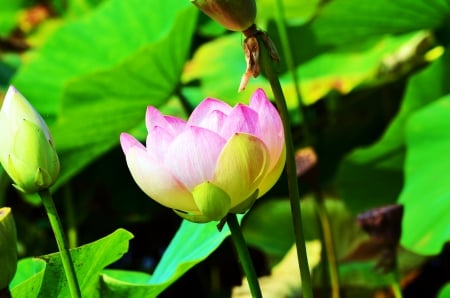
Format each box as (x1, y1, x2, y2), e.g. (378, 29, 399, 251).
(191, 0, 256, 32)
(0, 207, 17, 290)
(0, 86, 60, 193)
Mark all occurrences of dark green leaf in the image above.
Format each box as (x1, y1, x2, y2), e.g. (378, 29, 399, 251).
(337, 49, 450, 214)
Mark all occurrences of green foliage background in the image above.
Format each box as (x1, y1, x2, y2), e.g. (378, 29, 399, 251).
(1, 0, 450, 296)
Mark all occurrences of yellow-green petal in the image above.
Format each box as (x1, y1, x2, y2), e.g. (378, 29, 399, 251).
(173, 209, 215, 223)
(213, 133, 269, 208)
(192, 181, 231, 221)
(229, 189, 258, 214)
(258, 144, 286, 197)
(0, 207, 17, 290)
(9, 119, 59, 193)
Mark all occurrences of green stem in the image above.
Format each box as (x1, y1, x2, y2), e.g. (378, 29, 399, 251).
(391, 264, 403, 298)
(258, 35, 313, 298)
(39, 189, 81, 298)
(272, 0, 341, 295)
(314, 199, 340, 298)
(391, 281, 403, 298)
(226, 213, 262, 298)
(273, 0, 312, 143)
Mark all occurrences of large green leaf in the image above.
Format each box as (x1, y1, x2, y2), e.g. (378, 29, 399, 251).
(400, 95, 450, 255)
(337, 49, 450, 214)
(310, 0, 450, 46)
(101, 217, 242, 297)
(13, 0, 195, 114)
(9, 258, 46, 298)
(183, 30, 433, 126)
(11, 0, 198, 188)
(10, 228, 133, 297)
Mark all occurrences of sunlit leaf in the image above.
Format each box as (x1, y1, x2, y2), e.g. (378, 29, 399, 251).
(399, 95, 450, 255)
(10, 258, 46, 298)
(231, 241, 322, 297)
(183, 30, 433, 122)
(101, 217, 242, 297)
(438, 283, 450, 298)
(13, 0, 195, 114)
(36, 228, 132, 297)
(11, 0, 198, 187)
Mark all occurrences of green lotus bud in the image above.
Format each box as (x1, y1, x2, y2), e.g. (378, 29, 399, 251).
(0, 86, 60, 193)
(0, 207, 17, 290)
(191, 0, 256, 32)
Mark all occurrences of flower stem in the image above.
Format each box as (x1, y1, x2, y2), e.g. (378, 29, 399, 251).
(258, 35, 314, 298)
(271, 1, 341, 296)
(391, 264, 403, 298)
(273, 0, 312, 143)
(39, 189, 82, 298)
(392, 281, 403, 298)
(226, 213, 262, 298)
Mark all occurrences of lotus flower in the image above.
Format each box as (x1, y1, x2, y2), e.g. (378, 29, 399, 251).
(120, 89, 285, 223)
(0, 86, 60, 193)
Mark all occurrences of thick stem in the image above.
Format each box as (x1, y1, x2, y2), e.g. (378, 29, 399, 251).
(273, 0, 312, 143)
(314, 199, 340, 298)
(391, 281, 403, 298)
(272, 0, 341, 294)
(226, 214, 262, 298)
(39, 189, 82, 298)
(258, 35, 314, 298)
(391, 262, 403, 298)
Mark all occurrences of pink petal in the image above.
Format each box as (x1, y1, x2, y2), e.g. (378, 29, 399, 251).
(164, 126, 226, 189)
(146, 126, 175, 160)
(123, 144, 198, 212)
(163, 115, 186, 135)
(249, 88, 285, 170)
(145, 106, 168, 132)
(219, 104, 259, 139)
(145, 107, 186, 143)
(120, 133, 145, 155)
(188, 98, 232, 130)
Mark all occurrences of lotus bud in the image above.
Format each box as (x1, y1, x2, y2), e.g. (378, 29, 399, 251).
(0, 86, 60, 193)
(0, 207, 17, 290)
(191, 0, 256, 32)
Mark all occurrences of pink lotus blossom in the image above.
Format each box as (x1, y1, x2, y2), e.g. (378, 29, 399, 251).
(120, 89, 285, 222)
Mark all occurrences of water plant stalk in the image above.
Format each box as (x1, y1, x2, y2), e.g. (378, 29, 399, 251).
(391, 263, 403, 298)
(39, 189, 82, 298)
(227, 213, 262, 298)
(258, 35, 313, 298)
(272, 1, 341, 296)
